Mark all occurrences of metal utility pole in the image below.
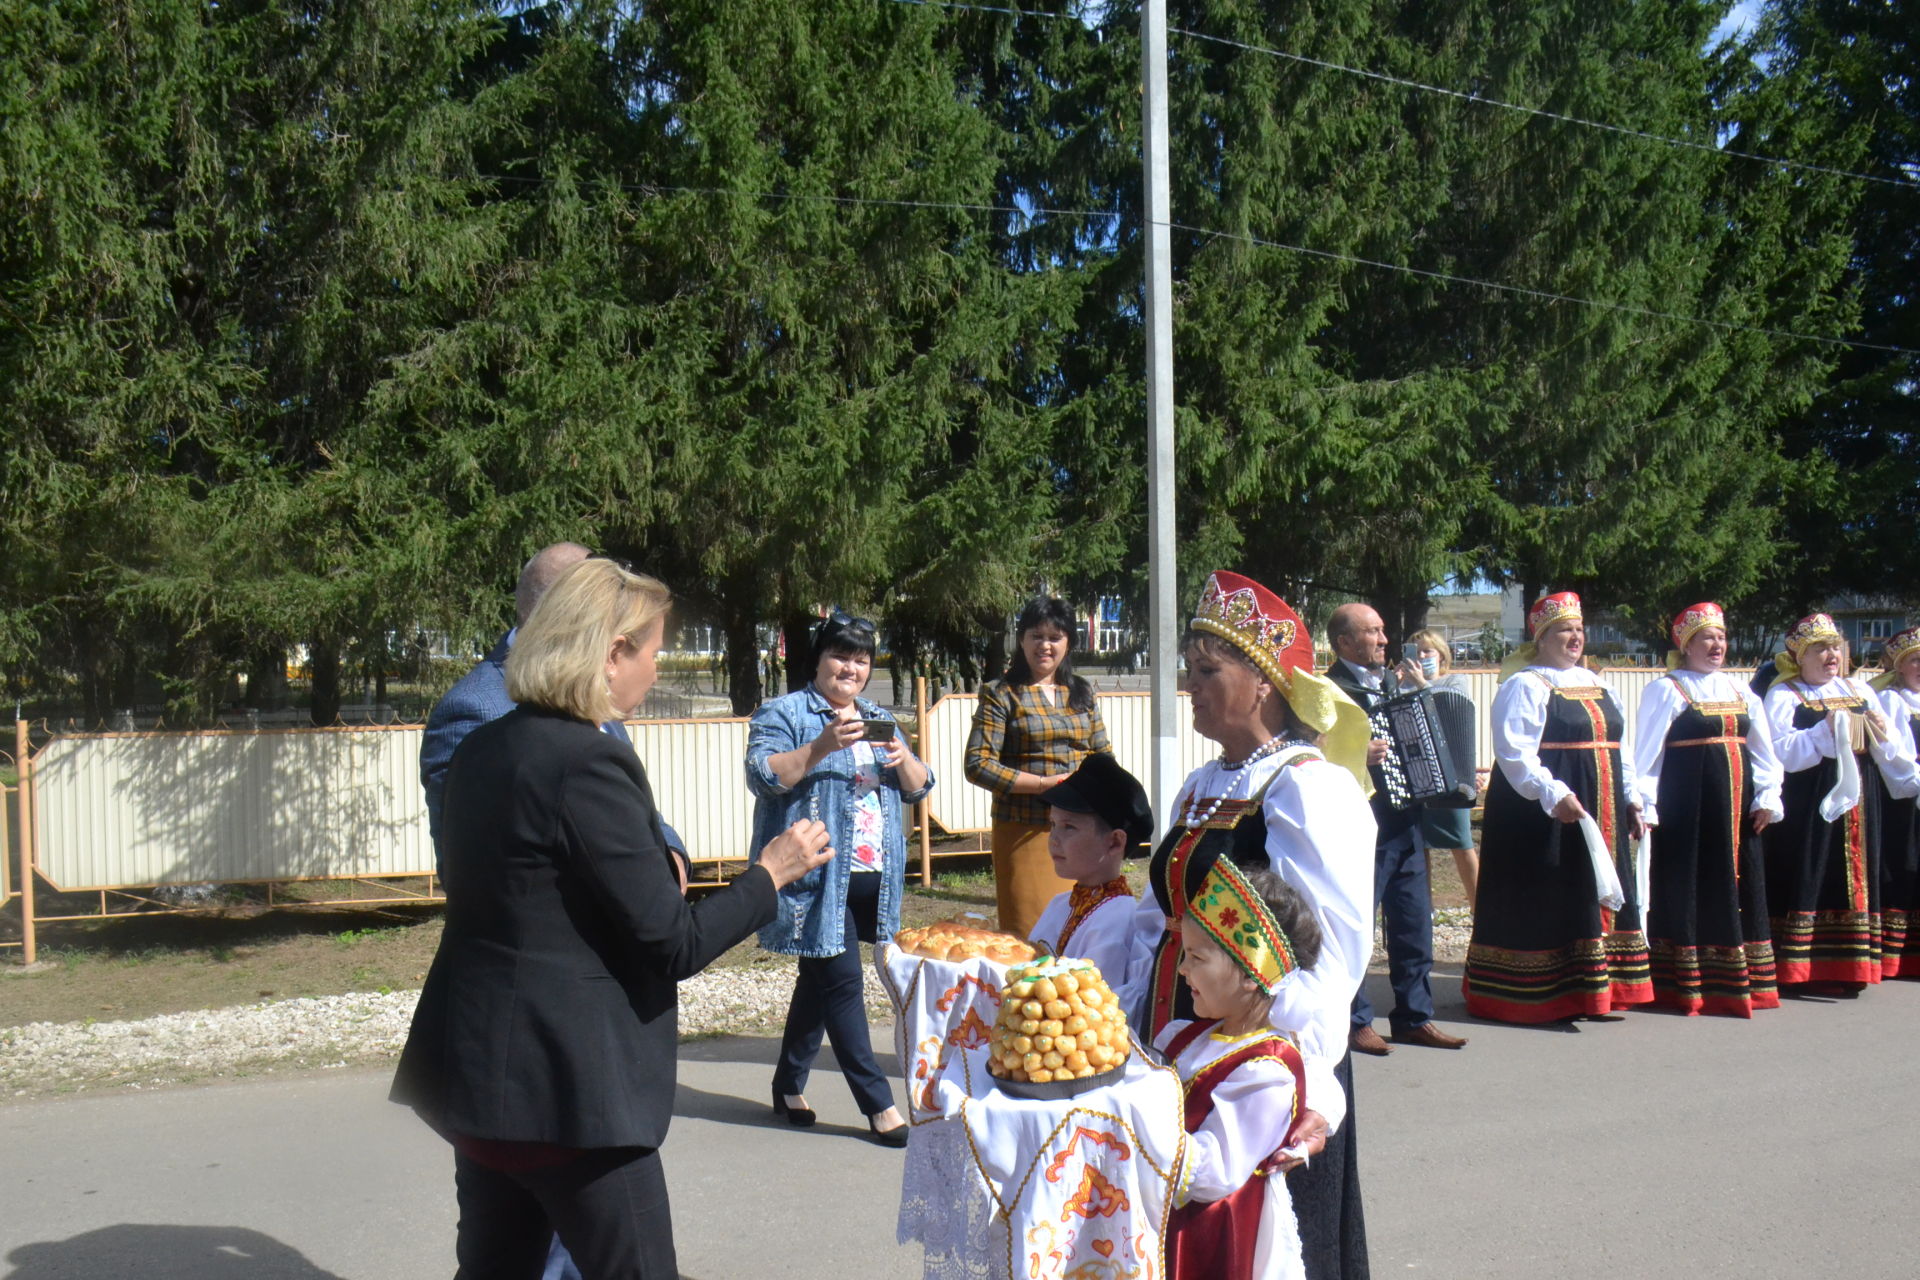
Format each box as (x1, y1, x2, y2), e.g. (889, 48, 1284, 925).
(1141, 0, 1180, 831)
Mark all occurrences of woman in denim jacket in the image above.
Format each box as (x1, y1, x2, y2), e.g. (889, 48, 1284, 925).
(746, 611, 933, 1146)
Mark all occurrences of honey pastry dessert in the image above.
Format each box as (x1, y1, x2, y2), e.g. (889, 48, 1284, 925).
(893, 920, 1037, 965)
(986, 957, 1131, 1083)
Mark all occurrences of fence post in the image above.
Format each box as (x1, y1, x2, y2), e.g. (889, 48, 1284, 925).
(15, 720, 35, 966)
(916, 676, 933, 887)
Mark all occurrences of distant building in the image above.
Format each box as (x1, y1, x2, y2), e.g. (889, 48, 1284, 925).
(1822, 594, 1912, 654)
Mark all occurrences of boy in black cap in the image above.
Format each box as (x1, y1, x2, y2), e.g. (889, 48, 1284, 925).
(1029, 752, 1154, 984)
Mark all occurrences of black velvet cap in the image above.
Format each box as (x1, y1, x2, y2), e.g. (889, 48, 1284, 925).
(1039, 752, 1153, 849)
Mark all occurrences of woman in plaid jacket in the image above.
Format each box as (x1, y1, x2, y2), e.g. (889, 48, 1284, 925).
(965, 596, 1111, 938)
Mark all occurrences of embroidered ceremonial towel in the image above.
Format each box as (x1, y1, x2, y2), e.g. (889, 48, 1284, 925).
(1634, 829, 1653, 923)
(1579, 814, 1626, 910)
(899, 1041, 1188, 1280)
(1820, 709, 1862, 822)
(877, 941, 1028, 1124)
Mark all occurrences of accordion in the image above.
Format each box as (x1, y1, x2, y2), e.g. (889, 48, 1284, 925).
(1369, 688, 1478, 811)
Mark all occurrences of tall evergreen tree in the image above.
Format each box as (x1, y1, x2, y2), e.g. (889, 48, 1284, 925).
(586, 0, 1085, 711)
(0, 0, 515, 722)
(1762, 0, 1920, 612)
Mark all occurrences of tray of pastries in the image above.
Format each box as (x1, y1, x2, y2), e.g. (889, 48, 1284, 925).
(892, 919, 1037, 966)
(986, 957, 1131, 1099)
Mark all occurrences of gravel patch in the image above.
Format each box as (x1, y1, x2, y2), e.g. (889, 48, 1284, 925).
(3, 913, 1473, 1103)
(1432, 907, 1473, 961)
(0, 953, 894, 1102)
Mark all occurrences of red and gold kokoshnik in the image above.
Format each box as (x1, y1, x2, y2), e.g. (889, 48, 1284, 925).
(1187, 857, 1300, 995)
(1785, 612, 1843, 658)
(1527, 591, 1583, 638)
(1670, 602, 1726, 651)
(1190, 570, 1315, 691)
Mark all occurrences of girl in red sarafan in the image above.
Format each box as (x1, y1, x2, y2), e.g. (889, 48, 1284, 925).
(1155, 850, 1324, 1280)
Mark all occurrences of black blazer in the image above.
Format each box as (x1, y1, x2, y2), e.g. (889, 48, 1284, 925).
(391, 704, 775, 1150)
(1325, 659, 1419, 841)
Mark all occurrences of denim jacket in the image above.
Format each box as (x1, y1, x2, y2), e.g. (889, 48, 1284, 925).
(745, 686, 936, 957)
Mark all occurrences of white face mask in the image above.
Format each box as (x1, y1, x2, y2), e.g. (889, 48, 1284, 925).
(1420, 656, 1440, 679)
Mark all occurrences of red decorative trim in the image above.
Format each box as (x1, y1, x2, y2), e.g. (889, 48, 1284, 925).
(1057, 878, 1132, 955)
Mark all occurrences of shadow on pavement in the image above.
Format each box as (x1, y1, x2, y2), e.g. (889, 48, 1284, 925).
(6, 1224, 344, 1279)
(676, 1033, 902, 1078)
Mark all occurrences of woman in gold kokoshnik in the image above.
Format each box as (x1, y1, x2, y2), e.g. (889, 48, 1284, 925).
(1123, 571, 1376, 1280)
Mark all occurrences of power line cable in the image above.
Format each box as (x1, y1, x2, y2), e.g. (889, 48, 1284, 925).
(466, 173, 1913, 355)
(883, 0, 1918, 193)
(1168, 25, 1920, 193)
(1167, 220, 1920, 355)
(478, 171, 1118, 223)
(884, 0, 1085, 22)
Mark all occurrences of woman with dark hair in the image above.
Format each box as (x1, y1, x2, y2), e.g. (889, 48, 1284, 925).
(965, 596, 1111, 938)
(746, 610, 933, 1146)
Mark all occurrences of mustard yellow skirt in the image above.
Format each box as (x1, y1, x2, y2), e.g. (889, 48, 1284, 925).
(991, 819, 1071, 941)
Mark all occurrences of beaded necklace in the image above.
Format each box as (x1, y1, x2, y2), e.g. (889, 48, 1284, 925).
(1177, 733, 1292, 826)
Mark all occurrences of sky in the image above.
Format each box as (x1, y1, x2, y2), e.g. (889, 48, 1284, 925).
(1711, 0, 1767, 45)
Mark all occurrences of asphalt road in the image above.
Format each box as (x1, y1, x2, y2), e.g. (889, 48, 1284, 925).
(5, 967, 1916, 1279)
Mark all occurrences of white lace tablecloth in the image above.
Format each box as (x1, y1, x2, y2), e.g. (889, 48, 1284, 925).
(878, 944, 1189, 1280)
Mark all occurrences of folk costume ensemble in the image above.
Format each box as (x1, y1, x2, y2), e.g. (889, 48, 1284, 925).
(1127, 571, 1376, 1280)
(1761, 616, 1920, 987)
(1630, 604, 1785, 1017)
(1464, 594, 1653, 1023)
(1876, 627, 1920, 978)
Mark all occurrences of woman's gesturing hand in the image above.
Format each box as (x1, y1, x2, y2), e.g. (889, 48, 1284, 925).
(760, 819, 835, 888)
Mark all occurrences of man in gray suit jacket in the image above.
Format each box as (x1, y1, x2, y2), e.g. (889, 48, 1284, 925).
(420, 542, 688, 880)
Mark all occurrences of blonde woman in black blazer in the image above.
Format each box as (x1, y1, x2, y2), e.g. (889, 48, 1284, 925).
(393, 558, 831, 1280)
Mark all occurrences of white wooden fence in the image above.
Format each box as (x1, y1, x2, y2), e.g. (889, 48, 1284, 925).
(17, 668, 1701, 903)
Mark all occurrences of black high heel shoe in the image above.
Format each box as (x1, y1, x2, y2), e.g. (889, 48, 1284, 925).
(867, 1114, 909, 1148)
(772, 1089, 816, 1128)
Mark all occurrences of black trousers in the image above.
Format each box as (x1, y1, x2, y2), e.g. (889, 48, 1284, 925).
(773, 871, 894, 1116)
(453, 1146, 675, 1280)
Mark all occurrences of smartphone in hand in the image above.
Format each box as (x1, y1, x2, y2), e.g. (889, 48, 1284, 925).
(861, 719, 897, 743)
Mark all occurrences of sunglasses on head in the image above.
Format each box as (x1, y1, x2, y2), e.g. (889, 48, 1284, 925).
(819, 608, 877, 644)
(591, 552, 635, 574)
